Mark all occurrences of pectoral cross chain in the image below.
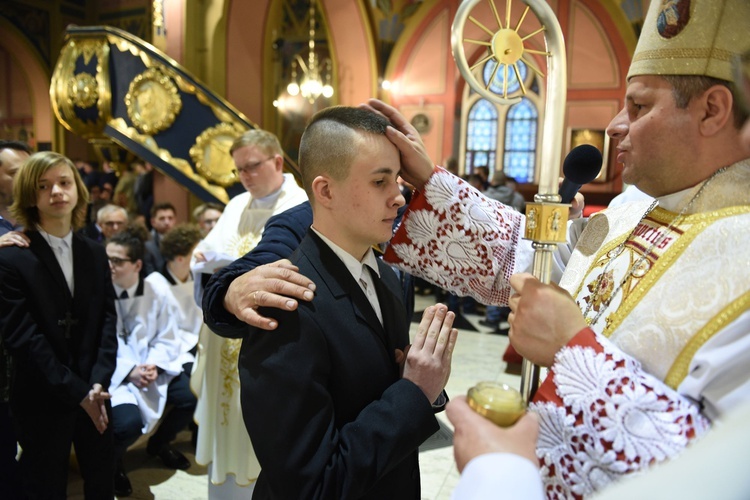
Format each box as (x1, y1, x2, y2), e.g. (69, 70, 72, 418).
(58, 312, 79, 339)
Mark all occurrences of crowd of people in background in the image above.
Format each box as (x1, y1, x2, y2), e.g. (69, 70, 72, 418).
(0, 142, 239, 498)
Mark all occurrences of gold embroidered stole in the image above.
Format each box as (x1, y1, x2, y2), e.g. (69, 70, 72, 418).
(560, 160, 750, 388)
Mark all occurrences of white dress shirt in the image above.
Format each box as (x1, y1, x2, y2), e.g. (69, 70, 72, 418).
(38, 228, 74, 295)
(311, 227, 383, 326)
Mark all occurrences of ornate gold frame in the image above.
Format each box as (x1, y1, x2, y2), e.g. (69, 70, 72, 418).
(125, 66, 182, 134)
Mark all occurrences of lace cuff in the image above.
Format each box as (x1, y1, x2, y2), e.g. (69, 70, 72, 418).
(531, 328, 710, 498)
(384, 167, 524, 306)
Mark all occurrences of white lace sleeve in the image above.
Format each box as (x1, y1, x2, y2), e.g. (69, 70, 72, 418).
(531, 331, 710, 499)
(384, 168, 524, 306)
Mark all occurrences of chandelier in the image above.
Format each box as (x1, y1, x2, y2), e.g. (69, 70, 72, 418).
(286, 0, 333, 103)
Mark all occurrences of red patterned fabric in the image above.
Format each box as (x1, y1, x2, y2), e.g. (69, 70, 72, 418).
(385, 167, 524, 306)
(531, 328, 710, 498)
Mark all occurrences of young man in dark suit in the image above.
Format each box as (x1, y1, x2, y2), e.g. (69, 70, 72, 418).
(239, 106, 457, 499)
(0, 151, 118, 498)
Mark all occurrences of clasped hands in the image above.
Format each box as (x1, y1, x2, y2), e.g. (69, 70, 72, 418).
(80, 383, 111, 434)
(128, 363, 159, 388)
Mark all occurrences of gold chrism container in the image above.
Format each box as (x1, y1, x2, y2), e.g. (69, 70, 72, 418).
(467, 381, 525, 427)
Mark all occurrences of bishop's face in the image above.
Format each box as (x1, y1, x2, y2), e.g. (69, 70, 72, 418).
(606, 75, 700, 197)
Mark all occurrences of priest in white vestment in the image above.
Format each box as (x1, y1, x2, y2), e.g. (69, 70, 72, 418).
(190, 129, 307, 499)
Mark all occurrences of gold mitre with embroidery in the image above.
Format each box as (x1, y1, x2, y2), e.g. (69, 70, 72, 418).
(628, 0, 750, 81)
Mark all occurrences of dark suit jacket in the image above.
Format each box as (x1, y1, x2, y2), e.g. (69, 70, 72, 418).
(240, 230, 438, 499)
(203, 201, 313, 338)
(78, 220, 104, 243)
(0, 230, 118, 414)
(143, 229, 164, 276)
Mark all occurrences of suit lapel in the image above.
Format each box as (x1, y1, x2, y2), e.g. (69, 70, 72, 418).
(72, 233, 94, 304)
(29, 231, 72, 303)
(371, 261, 409, 359)
(301, 232, 388, 349)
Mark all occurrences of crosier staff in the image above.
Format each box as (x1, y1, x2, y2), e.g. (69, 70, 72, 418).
(451, 0, 568, 404)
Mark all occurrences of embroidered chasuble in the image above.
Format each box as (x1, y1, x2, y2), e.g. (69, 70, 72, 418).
(384, 160, 750, 498)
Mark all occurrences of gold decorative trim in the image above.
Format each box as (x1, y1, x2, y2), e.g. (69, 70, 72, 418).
(571, 231, 629, 301)
(632, 47, 733, 63)
(125, 67, 182, 134)
(108, 32, 257, 128)
(108, 117, 229, 203)
(664, 290, 750, 389)
(50, 37, 112, 139)
(600, 205, 750, 337)
(189, 123, 246, 188)
(67, 72, 99, 108)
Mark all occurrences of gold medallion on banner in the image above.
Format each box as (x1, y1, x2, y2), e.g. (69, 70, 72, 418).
(189, 122, 246, 187)
(125, 67, 182, 134)
(67, 72, 99, 108)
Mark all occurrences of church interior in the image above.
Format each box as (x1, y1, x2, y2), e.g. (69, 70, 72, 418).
(1, 0, 653, 498)
(0, 0, 649, 215)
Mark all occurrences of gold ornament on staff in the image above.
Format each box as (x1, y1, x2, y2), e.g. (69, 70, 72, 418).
(451, 0, 568, 411)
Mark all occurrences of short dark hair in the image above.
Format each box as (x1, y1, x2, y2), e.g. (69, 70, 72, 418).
(150, 201, 176, 218)
(192, 202, 224, 221)
(107, 224, 148, 262)
(663, 74, 746, 128)
(160, 224, 202, 261)
(299, 106, 389, 199)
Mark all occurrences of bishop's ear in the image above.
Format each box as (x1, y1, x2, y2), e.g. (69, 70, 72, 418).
(699, 84, 735, 136)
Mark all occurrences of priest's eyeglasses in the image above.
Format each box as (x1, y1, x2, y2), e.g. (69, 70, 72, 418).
(108, 256, 133, 266)
(233, 156, 273, 176)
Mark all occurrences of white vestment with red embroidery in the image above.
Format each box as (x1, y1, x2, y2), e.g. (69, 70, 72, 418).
(385, 160, 750, 498)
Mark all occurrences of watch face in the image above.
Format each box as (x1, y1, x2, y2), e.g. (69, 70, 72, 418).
(190, 123, 246, 187)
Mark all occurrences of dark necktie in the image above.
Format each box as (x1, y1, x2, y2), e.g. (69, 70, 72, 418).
(120, 290, 129, 299)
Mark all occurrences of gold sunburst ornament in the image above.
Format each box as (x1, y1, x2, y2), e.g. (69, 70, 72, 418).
(451, 0, 562, 105)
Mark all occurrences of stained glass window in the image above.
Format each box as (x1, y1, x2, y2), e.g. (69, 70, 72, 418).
(462, 59, 539, 183)
(465, 99, 498, 173)
(483, 59, 528, 95)
(503, 98, 537, 183)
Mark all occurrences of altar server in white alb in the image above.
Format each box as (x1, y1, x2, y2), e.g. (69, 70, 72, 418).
(190, 128, 307, 499)
(379, 0, 750, 496)
(146, 223, 203, 381)
(107, 226, 186, 496)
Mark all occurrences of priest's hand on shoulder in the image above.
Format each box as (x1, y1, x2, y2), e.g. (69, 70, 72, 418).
(0, 231, 30, 248)
(224, 259, 316, 330)
(507, 273, 586, 367)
